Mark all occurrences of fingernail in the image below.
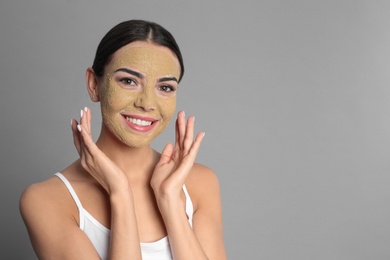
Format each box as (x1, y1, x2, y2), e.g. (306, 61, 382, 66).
(77, 125, 82, 132)
(84, 107, 88, 112)
(183, 111, 185, 117)
(71, 119, 73, 126)
(80, 109, 83, 118)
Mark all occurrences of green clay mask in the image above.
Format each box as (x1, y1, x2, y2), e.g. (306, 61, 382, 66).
(98, 42, 181, 147)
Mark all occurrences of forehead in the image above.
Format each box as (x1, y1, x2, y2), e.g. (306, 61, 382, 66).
(108, 42, 180, 77)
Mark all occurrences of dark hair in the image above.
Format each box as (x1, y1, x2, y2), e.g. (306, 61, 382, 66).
(92, 20, 184, 82)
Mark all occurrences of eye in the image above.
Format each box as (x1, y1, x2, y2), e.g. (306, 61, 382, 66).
(158, 85, 176, 93)
(119, 77, 137, 86)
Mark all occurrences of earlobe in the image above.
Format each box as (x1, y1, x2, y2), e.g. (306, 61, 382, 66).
(86, 67, 100, 102)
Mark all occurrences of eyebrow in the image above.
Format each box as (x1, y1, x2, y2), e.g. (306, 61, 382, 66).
(114, 68, 178, 83)
(114, 68, 143, 79)
(158, 77, 178, 83)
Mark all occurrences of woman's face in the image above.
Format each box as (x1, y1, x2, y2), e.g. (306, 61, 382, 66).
(97, 41, 181, 148)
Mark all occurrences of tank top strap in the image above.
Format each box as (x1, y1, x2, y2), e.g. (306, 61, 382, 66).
(183, 185, 193, 227)
(54, 172, 85, 229)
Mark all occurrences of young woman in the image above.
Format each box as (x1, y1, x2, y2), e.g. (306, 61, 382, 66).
(20, 20, 226, 259)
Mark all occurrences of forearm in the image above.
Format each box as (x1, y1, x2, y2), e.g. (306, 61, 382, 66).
(159, 200, 208, 260)
(109, 190, 142, 260)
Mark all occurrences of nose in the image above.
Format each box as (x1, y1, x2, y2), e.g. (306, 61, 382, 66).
(134, 89, 156, 111)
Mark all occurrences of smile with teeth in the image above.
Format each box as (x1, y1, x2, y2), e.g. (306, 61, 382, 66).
(125, 116, 153, 126)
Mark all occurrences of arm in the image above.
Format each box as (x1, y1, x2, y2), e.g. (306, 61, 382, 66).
(151, 111, 226, 259)
(188, 165, 226, 259)
(21, 186, 140, 260)
(108, 189, 141, 259)
(74, 107, 142, 259)
(159, 166, 226, 260)
(20, 107, 142, 259)
(20, 182, 102, 259)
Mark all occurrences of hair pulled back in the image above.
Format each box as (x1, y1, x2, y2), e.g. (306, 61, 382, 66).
(92, 20, 184, 82)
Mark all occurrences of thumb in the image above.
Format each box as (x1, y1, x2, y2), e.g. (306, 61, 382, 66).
(159, 143, 174, 165)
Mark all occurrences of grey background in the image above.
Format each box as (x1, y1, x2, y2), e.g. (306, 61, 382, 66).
(1, 0, 390, 259)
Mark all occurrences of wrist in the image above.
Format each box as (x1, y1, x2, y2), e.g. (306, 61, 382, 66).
(110, 188, 134, 205)
(154, 192, 186, 217)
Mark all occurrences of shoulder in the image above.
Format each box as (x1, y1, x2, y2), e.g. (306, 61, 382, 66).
(19, 172, 83, 239)
(20, 176, 64, 210)
(20, 161, 85, 212)
(20, 175, 75, 222)
(20, 173, 102, 258)
(19, 175, 85, 258)
(20, 160, 96, 217)
(185, 163, 221, 211)
(187, 163, 220, 187)
(185, 164, 227, 258)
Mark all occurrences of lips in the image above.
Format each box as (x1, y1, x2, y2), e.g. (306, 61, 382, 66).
(125, 116, 153, 126)
(122, 114, 159, 133)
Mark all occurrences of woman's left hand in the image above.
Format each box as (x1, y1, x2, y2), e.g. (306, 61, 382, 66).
(150, 111, 204, 209)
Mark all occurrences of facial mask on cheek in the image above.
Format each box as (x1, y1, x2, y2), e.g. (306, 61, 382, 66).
(97, 44, 181, 147)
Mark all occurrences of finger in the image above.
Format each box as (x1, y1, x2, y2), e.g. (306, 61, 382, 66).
(77, 123, 99, 176)
(159, 143, 174, 165)
(183, 132, 204, 165)
(171, 132, 205, 182)
(177, 111, 186, 149)
(188, 131, 205, 157)
(77, 108, 101, 173)
(80, 107, 96, 148)
(85, 107, 92, 134)
(77, 123, 97, 156)
(174, 116, 180, 152)
(71, 119, 81, 155)
(78, 109, 89, 156)
(183, 116, 195, 154)
(76, 123, 88, 170)
(82, 107, 89, 133)
(80, 107, 90, 135)
(185, 131, 204, 166)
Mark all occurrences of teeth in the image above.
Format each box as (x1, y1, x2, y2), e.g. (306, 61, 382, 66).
(126, 117, 152, 126)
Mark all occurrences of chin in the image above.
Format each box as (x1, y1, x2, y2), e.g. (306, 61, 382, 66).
(115, 132, 157, 148)
(122, 140, 151, 148)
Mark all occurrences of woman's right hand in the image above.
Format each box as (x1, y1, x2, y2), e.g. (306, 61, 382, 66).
(71, 108, 142, 259)
(71, 107, 130, 195)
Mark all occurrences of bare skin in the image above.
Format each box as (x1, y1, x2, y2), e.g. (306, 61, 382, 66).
(20, 41, 226, 259)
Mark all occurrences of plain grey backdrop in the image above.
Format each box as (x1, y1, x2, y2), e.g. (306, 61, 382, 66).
(1, 0, 390, 259)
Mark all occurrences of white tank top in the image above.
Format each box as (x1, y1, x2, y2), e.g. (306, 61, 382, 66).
(55, 172, 194, 260)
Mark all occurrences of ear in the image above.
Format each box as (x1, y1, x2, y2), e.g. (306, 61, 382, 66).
(86, 67, 100, 102)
